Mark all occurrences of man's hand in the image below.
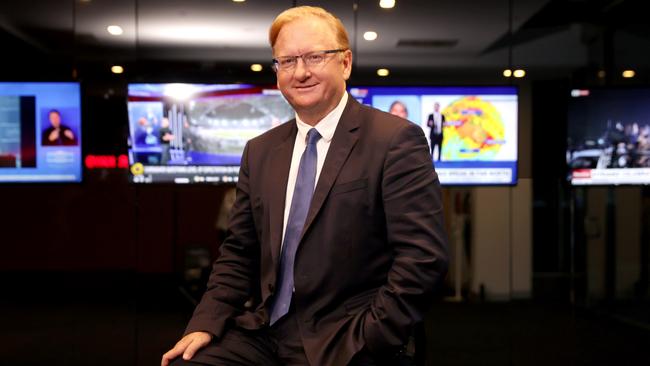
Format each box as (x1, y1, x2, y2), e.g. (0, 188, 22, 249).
(48, 129, 60, 141)
(161, 331, 212, 366)
(64, 129, 75, 140)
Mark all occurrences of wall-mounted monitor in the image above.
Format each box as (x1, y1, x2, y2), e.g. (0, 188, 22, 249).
(567, 88, 650, 185)
(127, 83, 293, 184)
(0, 82, 82, 183)
(349, 86, 518, 185)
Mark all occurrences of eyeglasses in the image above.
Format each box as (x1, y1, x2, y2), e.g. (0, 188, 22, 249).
(272, 49, 347, 72)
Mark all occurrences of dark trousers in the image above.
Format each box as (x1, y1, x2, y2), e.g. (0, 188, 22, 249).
(169, 307, 381, 366)
(430, 134, 443, 160)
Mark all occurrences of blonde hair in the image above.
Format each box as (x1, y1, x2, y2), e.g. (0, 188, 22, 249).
(269, 6, 350, 52)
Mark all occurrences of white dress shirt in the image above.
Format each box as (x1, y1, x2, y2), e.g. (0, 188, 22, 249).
(281, 92, 348, 246)
(433, 112, 442, 134)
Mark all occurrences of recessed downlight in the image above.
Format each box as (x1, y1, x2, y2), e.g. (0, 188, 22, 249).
(363, 31, 378, 41)
(379, 0, 396, 9)
(107, 25, 123, 36)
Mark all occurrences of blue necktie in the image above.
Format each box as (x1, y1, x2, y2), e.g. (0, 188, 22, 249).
(269, 128, 321, 325)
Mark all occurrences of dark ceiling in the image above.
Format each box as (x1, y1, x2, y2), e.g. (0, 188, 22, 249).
(1, 0, 649, 82)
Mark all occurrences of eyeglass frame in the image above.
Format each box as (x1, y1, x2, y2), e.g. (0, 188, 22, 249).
(271, 49, 348, 72)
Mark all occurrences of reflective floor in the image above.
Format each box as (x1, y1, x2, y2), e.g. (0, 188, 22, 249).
(1, 272, 648, 366)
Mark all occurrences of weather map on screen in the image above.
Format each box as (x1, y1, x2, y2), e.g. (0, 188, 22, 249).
(349, 86, 518, 185)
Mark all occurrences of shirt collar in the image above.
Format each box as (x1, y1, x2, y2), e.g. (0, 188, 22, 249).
(295, 91, 348, 143)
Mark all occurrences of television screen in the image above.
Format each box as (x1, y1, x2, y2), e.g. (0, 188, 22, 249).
(567, 88, 650, 185)
(127, 83, 294, 184)
(0, 82, 82, 183)
(349, 86, 518, 185)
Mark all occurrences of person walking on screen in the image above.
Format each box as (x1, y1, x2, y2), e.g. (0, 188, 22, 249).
(42, 110, 77, 146)
(426, 102, 445, 160)
(162, 6, 448, 366)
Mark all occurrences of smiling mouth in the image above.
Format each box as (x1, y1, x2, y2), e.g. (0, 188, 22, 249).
(295, 84, 317, 90)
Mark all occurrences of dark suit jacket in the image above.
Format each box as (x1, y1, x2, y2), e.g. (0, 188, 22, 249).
(42, 125, 77, 146)
(185, 95, 448, 365)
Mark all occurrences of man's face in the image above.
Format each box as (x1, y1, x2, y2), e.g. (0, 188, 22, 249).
(49, 112, 61, 128)
(273, 17, 352, 122)
(389, 103, 408, 119)
(434, 103, 440, 112)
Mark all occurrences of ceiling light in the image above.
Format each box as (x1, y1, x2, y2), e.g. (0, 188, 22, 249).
(377, 68, 390, 77)
(250, 64, 263, 72)
(379, 0, 396, 9)
(111, 65, 124, 74)
(363, 31, 378, 41)
(597, 70, 606, 79)
(622, 69, 635, 78)
(570, 89, 590, 97)
(153, 25, 255, 46)
(232, 0, 245, 2)
(107, 25, 123, 36)
(513, 69, 526, 78)
(503, 69, 512, 77)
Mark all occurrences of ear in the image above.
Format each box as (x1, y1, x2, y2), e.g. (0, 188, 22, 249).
(341, 49, 353, 81)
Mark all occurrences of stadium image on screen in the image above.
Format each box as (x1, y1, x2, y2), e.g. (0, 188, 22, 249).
(349, 86, 518, 185)
(567, 88, 650, 185)
(0, 82, 82, 183)
(127, 83, 294, 184)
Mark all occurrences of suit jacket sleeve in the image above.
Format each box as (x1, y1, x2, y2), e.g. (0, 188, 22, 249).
(362, 121, 449, 354)
(184, 142, 259, 339)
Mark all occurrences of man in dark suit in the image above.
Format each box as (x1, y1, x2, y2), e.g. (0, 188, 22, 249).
(42, 109, 77, 146)
(426, 102, 445, 160)
(162, 6, 448, 366)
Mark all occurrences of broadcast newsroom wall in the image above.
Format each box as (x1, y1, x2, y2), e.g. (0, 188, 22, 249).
(125, 83, 518, 186)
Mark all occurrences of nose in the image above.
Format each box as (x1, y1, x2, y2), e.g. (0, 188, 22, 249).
(293, 58, 311, 81)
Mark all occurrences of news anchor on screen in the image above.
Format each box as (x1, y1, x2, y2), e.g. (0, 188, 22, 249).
(42, 109, 77, 146)
(426, 102, 445, 160)
(162, 6, 448, 366)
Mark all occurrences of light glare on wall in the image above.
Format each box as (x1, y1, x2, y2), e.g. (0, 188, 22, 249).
(163, 83, 199, 101)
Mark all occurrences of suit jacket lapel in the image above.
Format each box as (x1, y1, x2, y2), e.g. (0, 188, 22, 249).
(268, 122, 297, 268)
(300, 95, 361, 241)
